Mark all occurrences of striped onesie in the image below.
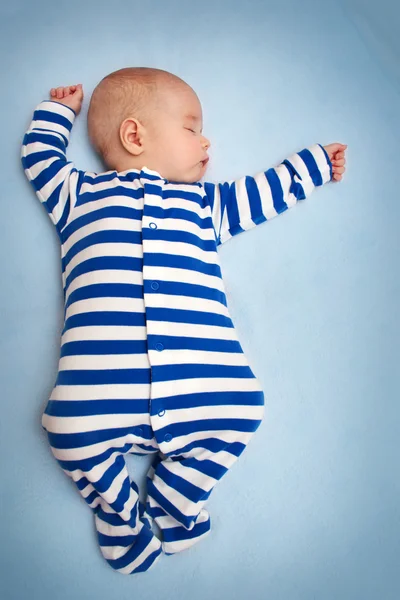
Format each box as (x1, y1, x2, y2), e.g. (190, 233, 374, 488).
(21, 100, 333, 575)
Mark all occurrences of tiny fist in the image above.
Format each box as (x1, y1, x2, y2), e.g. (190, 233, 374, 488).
(48, 83, 84, 116)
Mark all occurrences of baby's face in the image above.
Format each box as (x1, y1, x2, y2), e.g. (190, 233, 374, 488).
(147, 85, 211, 183)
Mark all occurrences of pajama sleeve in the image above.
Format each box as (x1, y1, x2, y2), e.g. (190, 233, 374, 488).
(203, 144, 333, 246)
(20, 100, 85, 235)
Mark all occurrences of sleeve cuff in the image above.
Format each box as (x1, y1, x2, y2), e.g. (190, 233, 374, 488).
(296, 143, 333, 186)
(317, 144, 333, 182)
(31, 100, 76, 144)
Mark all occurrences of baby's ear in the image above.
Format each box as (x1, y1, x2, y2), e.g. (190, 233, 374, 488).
(119, 118, 145, 155)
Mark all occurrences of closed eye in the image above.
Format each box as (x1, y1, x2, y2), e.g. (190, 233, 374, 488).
(185, 128, 196, 133)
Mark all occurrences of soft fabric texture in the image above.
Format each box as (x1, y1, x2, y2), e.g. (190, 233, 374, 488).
(21, 99, 332, 574)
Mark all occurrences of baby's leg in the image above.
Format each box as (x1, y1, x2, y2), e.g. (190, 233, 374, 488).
(45, 425, 162, 574)
(145, 453, 211, 555)
(145, 394, 264, 555)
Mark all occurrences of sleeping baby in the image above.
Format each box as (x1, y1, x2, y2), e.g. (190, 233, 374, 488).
(21, 67, 347, 575)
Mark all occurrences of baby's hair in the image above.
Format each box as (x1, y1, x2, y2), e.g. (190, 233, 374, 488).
(87, 67, 188, 170)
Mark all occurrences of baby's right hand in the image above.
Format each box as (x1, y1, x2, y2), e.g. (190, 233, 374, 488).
(49, 84, 84, 116)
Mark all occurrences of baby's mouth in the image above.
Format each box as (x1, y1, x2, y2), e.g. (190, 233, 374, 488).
(201, 157, 209, 167)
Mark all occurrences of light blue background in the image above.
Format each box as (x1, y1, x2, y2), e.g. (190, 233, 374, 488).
(1, 0, 399, 598)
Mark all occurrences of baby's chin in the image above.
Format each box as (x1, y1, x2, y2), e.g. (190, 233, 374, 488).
(186, 162, 209, 183)
(166, 165, 207, 185)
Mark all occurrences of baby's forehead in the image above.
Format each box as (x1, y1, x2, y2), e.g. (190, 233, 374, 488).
(165, 87, 203, 120)
(184, 113, 202, 125)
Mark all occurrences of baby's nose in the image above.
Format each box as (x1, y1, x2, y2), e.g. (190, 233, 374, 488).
(202, 136, 211, 150)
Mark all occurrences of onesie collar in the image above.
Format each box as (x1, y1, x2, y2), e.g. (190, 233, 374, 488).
(118, 166, 166, 182)
(118, 165, 202, 187)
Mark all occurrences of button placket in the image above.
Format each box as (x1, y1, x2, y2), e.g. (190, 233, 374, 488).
(143, 181, 166, 433)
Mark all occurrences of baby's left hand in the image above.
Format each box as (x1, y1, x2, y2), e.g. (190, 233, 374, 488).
(323, 143, 347, 182)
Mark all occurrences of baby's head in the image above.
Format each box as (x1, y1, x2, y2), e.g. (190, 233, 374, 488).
(87, 67, 211, 183)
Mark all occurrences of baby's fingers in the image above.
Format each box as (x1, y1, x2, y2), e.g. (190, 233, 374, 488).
(331, 161, 346, 182)
(50, 87, 63, 99)
(332, 173, 343, 182)
(333, 166, 345, 174)
(50, 86, 73, 99)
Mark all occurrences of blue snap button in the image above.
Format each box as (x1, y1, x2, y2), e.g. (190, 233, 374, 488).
(155, 343, 164, 351)
(149, 222, 157, 229)
(151, 281, 159, 290)
(164, 433, 173, 443)
(158, 410, 166, 417)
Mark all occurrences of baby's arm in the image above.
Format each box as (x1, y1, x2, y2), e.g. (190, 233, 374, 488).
(20, 84, 85, 235)
(204, 143, 347, 246)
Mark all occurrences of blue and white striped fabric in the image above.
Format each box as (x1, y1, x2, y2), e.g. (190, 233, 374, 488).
(21, 100, 332, 574)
